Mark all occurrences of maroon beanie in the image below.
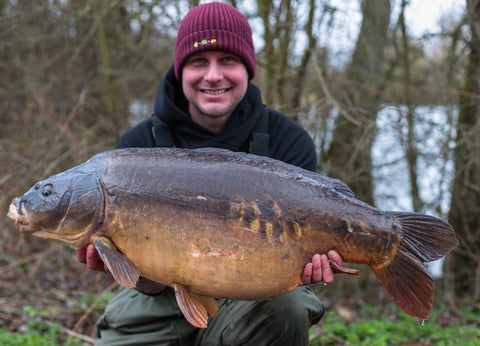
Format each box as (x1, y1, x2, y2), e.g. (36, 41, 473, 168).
(174, 2, 256, 81)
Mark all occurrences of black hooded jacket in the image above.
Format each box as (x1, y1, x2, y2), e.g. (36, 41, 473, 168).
(117, 66, 317, 171)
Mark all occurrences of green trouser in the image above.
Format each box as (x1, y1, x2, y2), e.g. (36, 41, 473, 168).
(96, 286, 324, 346)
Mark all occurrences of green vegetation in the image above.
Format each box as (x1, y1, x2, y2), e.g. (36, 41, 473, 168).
(2, 300, 479, 345)
(0, 322, 64, 346)
(0, 291, 114, 346)
(309, 307, 480, 345)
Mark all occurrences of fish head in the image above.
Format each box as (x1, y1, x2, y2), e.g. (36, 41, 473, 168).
(7, 169, 103, 249)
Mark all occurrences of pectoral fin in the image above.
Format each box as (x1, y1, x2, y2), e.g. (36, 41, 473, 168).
(173, 283, 218, 328)
(92, 235, 140, 289)
(330, 261, 361, 277)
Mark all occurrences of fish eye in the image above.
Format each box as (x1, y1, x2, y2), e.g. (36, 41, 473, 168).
(42, 184, 53, 197)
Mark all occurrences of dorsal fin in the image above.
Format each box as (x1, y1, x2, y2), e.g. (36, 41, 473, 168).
(328, 178, 355, 198)
(194, 147, 235, 155)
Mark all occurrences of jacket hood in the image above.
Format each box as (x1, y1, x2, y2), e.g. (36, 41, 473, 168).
(153, 65, 263, 151)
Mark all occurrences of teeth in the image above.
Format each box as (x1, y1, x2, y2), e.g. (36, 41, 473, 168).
(203, 89, 226, 95)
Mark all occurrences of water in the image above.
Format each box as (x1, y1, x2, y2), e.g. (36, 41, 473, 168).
(373, 104, 457, 215)
(373, 105, 458, 278)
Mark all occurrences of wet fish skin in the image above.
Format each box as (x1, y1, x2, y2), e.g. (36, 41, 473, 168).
(7, 147, 458, 328)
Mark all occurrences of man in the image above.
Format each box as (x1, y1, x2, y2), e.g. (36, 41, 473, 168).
(77, 2, 343, 345)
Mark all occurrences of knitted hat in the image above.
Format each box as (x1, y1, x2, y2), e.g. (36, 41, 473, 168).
(174, 2, 256, 80)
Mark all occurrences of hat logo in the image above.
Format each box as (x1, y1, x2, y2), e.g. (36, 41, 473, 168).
(193, 38, 217, 48)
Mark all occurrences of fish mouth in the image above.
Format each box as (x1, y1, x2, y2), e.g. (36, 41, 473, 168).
(7, 201, 36, 233)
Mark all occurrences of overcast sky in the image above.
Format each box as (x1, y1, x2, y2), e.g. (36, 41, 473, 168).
(316, 0, 466, 66)
(405, 0, 465, 36)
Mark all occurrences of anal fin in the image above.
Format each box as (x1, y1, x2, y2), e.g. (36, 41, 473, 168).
(93, 235, 140, 289)
(371, 245, 433, 320)
(173, 283, 218, 328)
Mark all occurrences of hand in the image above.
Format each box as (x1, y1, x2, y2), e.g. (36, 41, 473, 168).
(76, 244, 109, 272)
(76, 244, 166, 294)
(301, 250, 343, 285)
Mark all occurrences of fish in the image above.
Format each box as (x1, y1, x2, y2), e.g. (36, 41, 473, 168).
(7, 147, 458, 328)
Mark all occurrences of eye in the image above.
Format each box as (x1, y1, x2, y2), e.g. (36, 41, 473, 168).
(188, 57, 207, 65)
(42, 184, 53, 197)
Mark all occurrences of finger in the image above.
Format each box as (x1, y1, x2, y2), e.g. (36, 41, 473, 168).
(86, 244, 97, 260)
(301, 263, 313, 285)
(321, 254, 334, 283)
(86, 244, 106, 271)
(76, 248, 87, 264)
(311, 254, 323, 283)
(328, 250, 343, 266)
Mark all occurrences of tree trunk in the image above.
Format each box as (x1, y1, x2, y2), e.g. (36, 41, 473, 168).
(290, 0, 317, 120)
(447, 0, 480, 300)
(325, 0, 391, 205)
(97, 3, 116, 115)
(399, 0, 422, 212)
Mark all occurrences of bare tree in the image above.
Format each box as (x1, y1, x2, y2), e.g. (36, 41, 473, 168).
(398, 0, 423, 212)
(255, 0, 329, 119)
(0, 0, 175, 213)
(324, 0, 391, 204)
(447, 0, 480, 300)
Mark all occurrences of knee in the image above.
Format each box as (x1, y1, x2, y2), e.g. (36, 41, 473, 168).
(265, 287, 325, 343)
(270, 287, 324, 327)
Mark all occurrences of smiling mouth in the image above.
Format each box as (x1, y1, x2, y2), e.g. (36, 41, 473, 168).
(202, 88, 229, 95)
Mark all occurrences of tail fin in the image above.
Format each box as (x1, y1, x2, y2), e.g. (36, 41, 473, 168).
(370, 212, 458, 320)
(393, 212, 458, 262)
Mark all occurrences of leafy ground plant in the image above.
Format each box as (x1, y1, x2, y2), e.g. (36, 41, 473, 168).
(0, 322, 63, 346)
(309, 306, 480, 345)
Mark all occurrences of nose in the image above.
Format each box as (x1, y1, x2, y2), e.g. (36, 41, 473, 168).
(204, 62, 223, 82)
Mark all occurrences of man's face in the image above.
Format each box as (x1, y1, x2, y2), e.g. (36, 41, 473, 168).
(182, 50, 249, 133)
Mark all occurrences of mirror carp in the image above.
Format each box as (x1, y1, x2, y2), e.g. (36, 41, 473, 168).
(7, 148, 458, 328)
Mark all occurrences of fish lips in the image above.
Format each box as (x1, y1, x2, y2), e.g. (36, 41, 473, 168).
(7, 200, 38, 234)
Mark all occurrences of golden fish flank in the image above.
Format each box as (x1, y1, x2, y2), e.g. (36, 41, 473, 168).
(7, 147, 458, 329)
(191, 245, 245, 260)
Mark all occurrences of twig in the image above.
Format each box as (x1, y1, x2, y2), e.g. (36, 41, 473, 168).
(70, 281, 118, 338)
(58, 325, 98, 345)
(315, 65, 361, 126)
(310, 328, 348, 345)
(0, 243, 60, 276)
